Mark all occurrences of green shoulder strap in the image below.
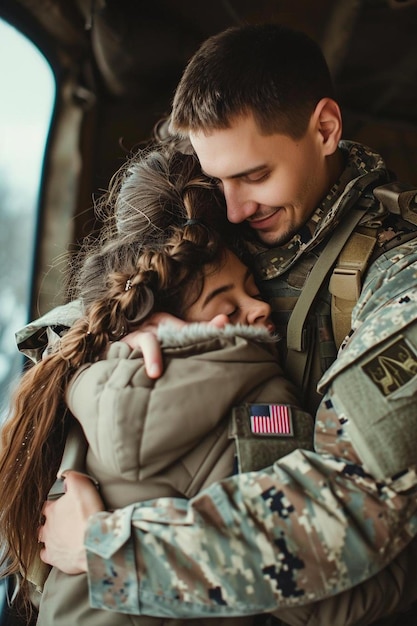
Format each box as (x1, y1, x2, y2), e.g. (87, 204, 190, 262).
(286, 180, 417, 395)
(285, 206, 367, 393)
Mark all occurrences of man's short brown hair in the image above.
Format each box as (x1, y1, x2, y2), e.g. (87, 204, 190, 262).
(170, 23, 335, 140)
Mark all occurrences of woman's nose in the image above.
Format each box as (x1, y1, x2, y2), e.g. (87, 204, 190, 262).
(246, 298, 272, 328)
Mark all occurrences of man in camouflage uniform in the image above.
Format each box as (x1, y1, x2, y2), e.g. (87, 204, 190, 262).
(38, 240, 417, 625)
(33, 23, 417, 625)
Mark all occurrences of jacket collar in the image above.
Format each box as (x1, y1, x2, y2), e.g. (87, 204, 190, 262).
(245, 141, 390, 280)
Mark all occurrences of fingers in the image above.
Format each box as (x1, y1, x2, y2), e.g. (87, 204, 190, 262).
(121, 312, 186, 378)
(59, 471, 104, 509)
(37, 471, 103, 573)
(38, 501, 49, 543)
(208, 314, 229, 328)
(122, 331, 163, 378)
(62, 469, 96, 489)
(39, 471, 102, 538)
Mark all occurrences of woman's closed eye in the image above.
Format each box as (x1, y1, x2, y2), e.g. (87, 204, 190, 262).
(227, 306, 239, 320)
(226, 293, 264, 319)
(252, 292, 264, 301)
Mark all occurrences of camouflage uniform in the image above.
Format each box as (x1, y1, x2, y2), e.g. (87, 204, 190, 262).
(81, 234, 417, 620)
(249, 141, 417, 413)
(15, 141, 417, 624)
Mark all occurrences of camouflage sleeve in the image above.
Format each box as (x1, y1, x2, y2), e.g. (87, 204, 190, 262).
(352, 238, 417, 329)
(82, 240, 417, 618)
(83, 445, 417, 616)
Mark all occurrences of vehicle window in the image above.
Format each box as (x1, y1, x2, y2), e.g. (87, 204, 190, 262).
(0, 18, 55, 420)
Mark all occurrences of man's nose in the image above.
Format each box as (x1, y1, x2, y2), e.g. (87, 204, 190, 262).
(223, 182, 256, 224)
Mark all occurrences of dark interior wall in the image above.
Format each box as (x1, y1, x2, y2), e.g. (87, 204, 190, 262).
(4, 0, 417, 192)
(1, 0, 417, 313)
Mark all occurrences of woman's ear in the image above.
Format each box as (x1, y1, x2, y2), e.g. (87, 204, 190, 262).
(313, 97, 342, 155)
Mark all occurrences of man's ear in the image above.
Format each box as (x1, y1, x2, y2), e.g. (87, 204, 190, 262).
(313, 97, 342, 155)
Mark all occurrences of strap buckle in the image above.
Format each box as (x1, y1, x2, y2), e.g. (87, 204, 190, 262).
(329, 267, 361, 302)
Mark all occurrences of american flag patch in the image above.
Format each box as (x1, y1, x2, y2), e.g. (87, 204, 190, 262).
(250, 404, 293, 436)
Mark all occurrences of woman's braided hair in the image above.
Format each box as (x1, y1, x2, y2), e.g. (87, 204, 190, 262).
(67, 146, 236, 363)
(0, 145, 237, 605)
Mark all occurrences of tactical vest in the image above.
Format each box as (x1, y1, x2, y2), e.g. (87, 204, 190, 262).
(258, 182, 417, 414)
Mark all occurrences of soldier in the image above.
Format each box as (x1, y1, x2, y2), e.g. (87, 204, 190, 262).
(30, 22, 417, 626)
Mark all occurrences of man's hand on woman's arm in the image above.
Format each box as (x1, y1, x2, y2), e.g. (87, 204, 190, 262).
(38, 471, 104, 574)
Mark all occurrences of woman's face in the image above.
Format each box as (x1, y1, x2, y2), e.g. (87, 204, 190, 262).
(184, 249, 275, 332)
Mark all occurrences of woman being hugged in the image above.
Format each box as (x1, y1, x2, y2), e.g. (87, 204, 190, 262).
(0, 146, 309, 625)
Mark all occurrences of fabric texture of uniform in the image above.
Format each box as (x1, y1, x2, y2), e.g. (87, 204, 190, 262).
(250, 141, 417, 412)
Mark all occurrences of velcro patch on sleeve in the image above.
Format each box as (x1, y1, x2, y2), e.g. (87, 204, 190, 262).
(249, 404, 294, 436)
(361, 336, 417, 397)
(229, 403, 314, 473)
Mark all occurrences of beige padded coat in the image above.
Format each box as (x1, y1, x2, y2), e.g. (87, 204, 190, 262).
(37, 324, 306, 626)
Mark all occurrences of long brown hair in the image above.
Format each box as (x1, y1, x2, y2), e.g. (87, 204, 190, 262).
(0, 146, 235, 597)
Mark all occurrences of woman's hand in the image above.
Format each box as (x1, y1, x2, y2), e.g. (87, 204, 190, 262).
(122, 312, 185, 378)
(121, 312, 229, 378)
(38, 471, 104, 574)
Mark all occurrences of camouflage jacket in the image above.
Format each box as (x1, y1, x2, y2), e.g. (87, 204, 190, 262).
(245, 140, 417, 412)
(82, 236, 417, 619)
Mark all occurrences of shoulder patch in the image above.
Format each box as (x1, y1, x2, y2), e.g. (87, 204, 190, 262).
(362, 336, 417, 397)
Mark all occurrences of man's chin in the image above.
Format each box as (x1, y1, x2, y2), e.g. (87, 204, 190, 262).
(257, 229, 293, 248)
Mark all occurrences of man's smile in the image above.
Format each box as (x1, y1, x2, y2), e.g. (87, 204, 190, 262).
(246, 207, 284, 229)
